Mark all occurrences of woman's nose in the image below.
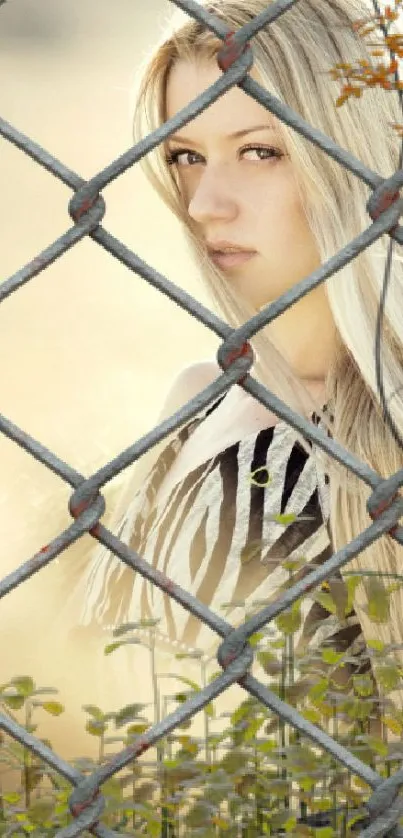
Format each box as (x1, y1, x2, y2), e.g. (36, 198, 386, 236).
(187, 165, 239, 225)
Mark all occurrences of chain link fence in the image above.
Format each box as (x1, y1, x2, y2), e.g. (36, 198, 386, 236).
(1, 0, 403, 834)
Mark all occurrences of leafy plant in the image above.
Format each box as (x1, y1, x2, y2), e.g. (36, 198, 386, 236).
(2, 591, 403, 837)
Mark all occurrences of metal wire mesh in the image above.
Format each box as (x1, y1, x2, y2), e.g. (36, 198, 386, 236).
(1, 0, 403, 835)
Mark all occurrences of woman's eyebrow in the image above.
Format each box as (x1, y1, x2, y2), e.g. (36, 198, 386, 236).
(167, 124, 278, 144)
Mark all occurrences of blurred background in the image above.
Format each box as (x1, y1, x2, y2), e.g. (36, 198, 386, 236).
(0, 0, 219, 770)
(0, 0, 401, 779)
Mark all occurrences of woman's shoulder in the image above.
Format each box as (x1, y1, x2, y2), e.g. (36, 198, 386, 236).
(157, 359, 221, 422)
(174, 358, 221, 393)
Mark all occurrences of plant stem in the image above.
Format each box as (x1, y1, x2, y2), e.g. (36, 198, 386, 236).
(254, 740, 260, 832)
(201, 660, 210, 766)
(99, 730, 104, 765)
(149, 627, 167, 834)
(132, 759, 136, 831)
(0, 778, 5, 822)
(23, 701, 32, 810)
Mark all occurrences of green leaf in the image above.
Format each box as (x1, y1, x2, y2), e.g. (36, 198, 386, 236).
(367, 638, 385, 652)
(85, 719, 106, 737)
(321, 647, 344, 665)
(10, 676, 35, 696)
(161, 674, 201, 691)
(275, 600, 301, 635)
(282, 556, 306, 572)
(386, 581, 403, 596)
(175, 650, 203, 660)
(82, 704, 104, 720)
(112, 622, 140, 636)
(178, 719, 192, 731)
(257, 738, 276, 753)
(309, 678, 329, 700)
(24, 765, 44, 793)
(270, 637, 285, 649)
(273, 513, 297, 526)
(344, 697, 373, 722)
(328, 577, 349, 620)
(312, 591, 337, 615)
(112, 618, 160, 637)
(3, 793, 21, 804)
(363, 735, 388, 757)
(24, 723, 38, 733)
(104, 641, 123, 655)
(31, 687, 59, 696)
(382, 715, 403, 736)
(352, 674, 374, 697)
(3, 693, 25, 710)
(163, 759, 204, 786)
(41, 701, 64, 716)
(299, 774, 315, 791)
(28, 796, 55, 824)
(126, 722, 150, 736)
(220, 747, 249, 774)
(375, 663, 402, 693)
(256, 650, 282, 675)
(284, 744, 319, 772)
(244, 715, 264, 741)
(249, 631, 265, 647)
(114, 703, 147, 729)
(101, 777, 123, 802)
(185, 800, 215, 828)
(366, 576, 390, 623)
(345, 574, 361, 613)
(230, 700, 250, 727)
(269, 811, 298, 830)
(104, 638, 142, 655)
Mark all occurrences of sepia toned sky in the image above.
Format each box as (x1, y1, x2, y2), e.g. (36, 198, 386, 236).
(0, 0, 220, 768)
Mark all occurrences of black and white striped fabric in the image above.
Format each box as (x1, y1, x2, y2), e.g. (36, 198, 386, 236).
(80, 394, 369, 681)
(75, 393, 378, 832)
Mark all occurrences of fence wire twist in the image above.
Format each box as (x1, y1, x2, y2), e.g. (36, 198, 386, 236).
(1, 0, 403, 835)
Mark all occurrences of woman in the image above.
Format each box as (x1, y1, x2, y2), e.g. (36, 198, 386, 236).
(64, 0, 403, 825)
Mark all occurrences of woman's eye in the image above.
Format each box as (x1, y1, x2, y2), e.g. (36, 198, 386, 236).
(241, 145, 283, 162)
(165, 145, 283, 167)
(165, 149, 201, 166)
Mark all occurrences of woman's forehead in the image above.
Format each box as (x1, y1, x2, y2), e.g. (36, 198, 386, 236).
(165, 58, 281, 135)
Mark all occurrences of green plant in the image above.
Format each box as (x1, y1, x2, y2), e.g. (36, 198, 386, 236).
(3, 585, 403, 837)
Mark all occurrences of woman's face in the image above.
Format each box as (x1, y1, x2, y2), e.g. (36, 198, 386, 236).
(165, 59, 336, 381)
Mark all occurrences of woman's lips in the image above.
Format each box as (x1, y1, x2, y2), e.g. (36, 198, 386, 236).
(210, 250, 256, 269)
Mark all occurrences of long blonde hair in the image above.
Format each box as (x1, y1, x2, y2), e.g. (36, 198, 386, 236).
(83, 0, 403, 702)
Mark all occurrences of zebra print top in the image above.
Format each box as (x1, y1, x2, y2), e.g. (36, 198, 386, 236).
(80, 393, 370, 685)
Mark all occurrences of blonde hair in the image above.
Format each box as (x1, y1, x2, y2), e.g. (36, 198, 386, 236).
(83, 0, 403, 704)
